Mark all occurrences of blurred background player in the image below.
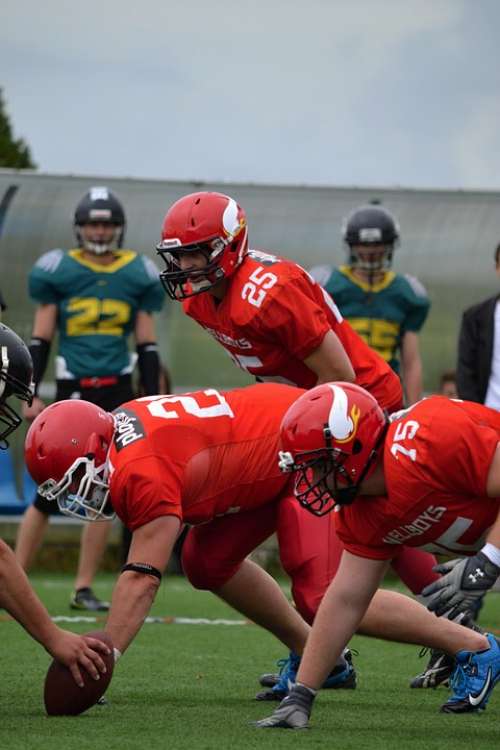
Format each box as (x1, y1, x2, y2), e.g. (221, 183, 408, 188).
(438, 370, 458, 398)
(0, 323, 109, 682)
(310, 202, 430, 404)
(156, 190, 441, 692)
(457, 242, 500, 406)
(16, 186, 165, 611)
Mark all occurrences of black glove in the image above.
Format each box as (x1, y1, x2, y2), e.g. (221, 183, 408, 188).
(253, 684, 315, 729)
(422, 552, 500, 619)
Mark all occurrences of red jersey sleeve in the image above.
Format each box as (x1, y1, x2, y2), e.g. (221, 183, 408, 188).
(433, 408, 500, 497)
(387, 399, 500, 500)
(258, 271, 331, 360)
(110, 455, 183, 531)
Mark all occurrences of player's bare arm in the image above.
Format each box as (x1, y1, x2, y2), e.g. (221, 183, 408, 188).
(0, 539, 109, 686)
(303, 330, 356, 385)
(400, 331, 423, 405)
(105, 515, 181, 654)
(134, 310, 157, 344)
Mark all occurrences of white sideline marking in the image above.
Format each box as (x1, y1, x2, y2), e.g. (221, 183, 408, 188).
(50, 615, 249, 626)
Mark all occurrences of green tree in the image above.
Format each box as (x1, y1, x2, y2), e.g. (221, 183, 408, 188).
(0, 88, 36, 169)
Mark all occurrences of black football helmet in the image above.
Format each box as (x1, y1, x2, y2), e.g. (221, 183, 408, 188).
(0, 324, 34, 448)
(74, 186, 126, 254)
(342, 204, 400, 273)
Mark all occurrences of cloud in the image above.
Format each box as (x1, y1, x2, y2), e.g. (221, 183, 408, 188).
(3, 0, 500, 188)
(452, 95, 500, 188)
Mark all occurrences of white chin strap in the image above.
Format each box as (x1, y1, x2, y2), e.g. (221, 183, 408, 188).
(84, 241, 113, 255)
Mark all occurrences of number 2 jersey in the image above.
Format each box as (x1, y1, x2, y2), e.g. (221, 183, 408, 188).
(29, 248, 164, 378)
(182, 250, 402, 411)
(335, 397, 500, 560)
(108, 383, 302, 530)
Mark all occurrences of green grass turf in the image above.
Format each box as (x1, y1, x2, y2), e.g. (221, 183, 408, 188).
(1, 573, 499, 750)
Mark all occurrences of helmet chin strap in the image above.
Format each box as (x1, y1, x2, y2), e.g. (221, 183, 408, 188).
(76, 226, 122, 255)
(83, 241, 113, 255)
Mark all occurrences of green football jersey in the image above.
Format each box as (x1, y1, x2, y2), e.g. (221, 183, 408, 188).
(29, 248, 165, 378)
(311, 265, 430, 374)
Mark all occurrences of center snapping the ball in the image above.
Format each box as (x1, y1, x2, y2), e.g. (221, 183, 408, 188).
(44, 630, 114, 716)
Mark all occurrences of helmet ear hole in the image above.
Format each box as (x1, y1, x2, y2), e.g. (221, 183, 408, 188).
(352, 439, 362, 455)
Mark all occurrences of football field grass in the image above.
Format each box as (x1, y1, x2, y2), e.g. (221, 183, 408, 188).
(1, 573, 499, 750)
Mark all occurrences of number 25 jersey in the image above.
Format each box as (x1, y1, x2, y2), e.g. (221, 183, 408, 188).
(183, 250, 402, 411)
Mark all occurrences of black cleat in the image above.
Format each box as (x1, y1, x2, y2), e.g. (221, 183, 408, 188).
(410, 648, 455, 689)
(70, 587, 110, 612)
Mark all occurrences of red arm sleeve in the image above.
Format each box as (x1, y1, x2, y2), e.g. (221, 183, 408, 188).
(111, 456, 183, 531)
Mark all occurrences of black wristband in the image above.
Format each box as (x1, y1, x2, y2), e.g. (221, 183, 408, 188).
(29, 337, 51, 395)
(121, 562, 162, 581)
(136, 341, 161, 396)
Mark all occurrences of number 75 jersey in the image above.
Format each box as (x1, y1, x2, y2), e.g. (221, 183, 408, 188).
(335, 397, 500, 560)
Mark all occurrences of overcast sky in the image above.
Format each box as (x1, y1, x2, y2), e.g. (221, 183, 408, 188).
(2, 0, 500, 189)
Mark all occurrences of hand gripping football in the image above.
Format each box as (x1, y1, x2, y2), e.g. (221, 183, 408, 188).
(44, 630, 114, 716)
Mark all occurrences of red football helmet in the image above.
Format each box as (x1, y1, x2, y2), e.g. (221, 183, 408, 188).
(279, 382, 388, 515)
(156, 191, 248, 300)
(25, 400, 116, 521)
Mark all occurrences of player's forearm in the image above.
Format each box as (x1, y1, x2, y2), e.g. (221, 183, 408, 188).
(0, 540, 59, 648)
(105, 572, 161, 654)
(400, 350, 423, 404)
(403, 366, 423, 405)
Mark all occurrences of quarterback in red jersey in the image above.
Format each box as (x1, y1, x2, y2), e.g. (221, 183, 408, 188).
(25, 384, 488, 712)
(155, 192, 440, 655)
(255, 384, 500, 728)
(156, 192, 401, 409)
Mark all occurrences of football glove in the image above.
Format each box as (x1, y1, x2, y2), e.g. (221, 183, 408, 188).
(422, 553, 500, 619)
(253, 684, 315, 729)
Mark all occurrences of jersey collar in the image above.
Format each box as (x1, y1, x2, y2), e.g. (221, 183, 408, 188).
(68, 249, 137, 273)
(339, 265, 396, 293)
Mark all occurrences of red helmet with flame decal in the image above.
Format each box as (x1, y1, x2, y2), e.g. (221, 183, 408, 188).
(156, 191, 248, 300)
(279, 382, 388, 515)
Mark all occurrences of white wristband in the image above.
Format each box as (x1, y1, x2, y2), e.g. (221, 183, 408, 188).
(113, 647, 122, 663)
(481, 543, 500, 568)
(295, 681, 318, 696)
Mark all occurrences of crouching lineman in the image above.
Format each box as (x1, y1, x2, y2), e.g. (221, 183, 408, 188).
(255, 383, 500, 728)
(25, 384, 493, 710)
(0, 324, 109, 687)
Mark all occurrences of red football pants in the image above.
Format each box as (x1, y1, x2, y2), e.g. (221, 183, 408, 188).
(182, 495, 439, 625)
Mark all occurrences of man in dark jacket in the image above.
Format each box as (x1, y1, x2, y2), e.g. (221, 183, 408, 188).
(457, 243, 500, 405)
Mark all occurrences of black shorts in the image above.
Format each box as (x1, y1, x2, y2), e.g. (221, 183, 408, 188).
(33, 376, 134, 515)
